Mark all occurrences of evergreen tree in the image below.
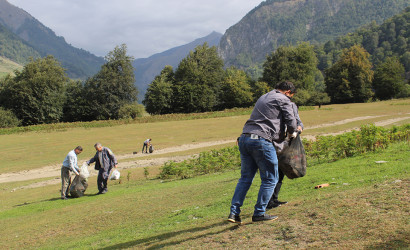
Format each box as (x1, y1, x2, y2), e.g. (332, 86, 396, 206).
(373, 57, 408, 100)
(143, 66, 174, 115)
(325, 45, 374, 103)
(172, 43, 225, 113)
(84, 44, 138, 120)
(0, 55, 67, 125)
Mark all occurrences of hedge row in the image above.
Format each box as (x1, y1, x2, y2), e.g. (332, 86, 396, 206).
(159, 124, 409, 180)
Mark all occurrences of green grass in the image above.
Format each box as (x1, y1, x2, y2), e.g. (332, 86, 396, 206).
(0, 56, 22, 79)
(0, 99, 409, 174)
(0, 141, 408, 249)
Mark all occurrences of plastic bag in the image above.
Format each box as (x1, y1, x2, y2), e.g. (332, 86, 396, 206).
(110, 169, 120, 180)
(70, 175, 88, 198)
(149, 144, 154, 153)
(277, 134, 307, 179)
(79, 162, 89, 179)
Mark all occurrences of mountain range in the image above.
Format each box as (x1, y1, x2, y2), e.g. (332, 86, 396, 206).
(0, 0, 409, 100)
(0, 0, 104, 79)
(132, 31, 222, 100)
(219, 0, 410, 70)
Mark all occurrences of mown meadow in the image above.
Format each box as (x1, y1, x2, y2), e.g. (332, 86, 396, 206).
(0, 99, 409, 249)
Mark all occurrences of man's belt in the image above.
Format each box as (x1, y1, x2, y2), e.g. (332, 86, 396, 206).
(242, 133, 262, 139)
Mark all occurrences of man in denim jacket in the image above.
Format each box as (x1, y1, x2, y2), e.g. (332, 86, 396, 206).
(87, 143, 118, 194)
(228, 81, 297, 223)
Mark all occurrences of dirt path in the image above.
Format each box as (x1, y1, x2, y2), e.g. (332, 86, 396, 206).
(2, 115, 409, 190)
(0, 140, 236, 185)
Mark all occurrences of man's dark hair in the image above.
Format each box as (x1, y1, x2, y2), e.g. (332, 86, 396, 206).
(75, 146, 83, 151)
(276, 81, 297, 93)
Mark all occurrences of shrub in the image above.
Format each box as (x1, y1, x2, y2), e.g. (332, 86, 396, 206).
(0, 108, 20, 128)
(118, 103, 145, 119)
(159, 124, 409, 180)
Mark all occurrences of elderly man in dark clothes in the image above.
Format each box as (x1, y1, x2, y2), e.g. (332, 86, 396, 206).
(87, 143, 118, 194)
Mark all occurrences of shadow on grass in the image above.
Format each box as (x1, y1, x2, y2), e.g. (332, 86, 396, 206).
(14, 197, 61, 207)
(366, 237, 409, 249)
(14, 192, 101, 207)
(101, 220, 241, 249)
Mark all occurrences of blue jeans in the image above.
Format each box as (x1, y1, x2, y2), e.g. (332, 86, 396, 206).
(230, 135, 279, 216)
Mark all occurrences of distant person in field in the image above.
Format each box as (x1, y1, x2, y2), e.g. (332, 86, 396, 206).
(61, 146, 83, 200)
(142, 138, 152, 153)
(228, 81, 298, 224)
(267, 94, 304, 209)
(87, 143, 118, 194)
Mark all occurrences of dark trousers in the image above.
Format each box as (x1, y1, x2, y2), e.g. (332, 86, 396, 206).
(142, 143, 148, 153)
(270, 168, 284, 202)
(97, 168, 110, 192)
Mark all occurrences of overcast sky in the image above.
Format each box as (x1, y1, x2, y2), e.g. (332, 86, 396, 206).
(8, 0, 262, 58)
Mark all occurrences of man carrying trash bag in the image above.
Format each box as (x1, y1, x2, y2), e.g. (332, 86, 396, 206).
(87, 143, 118, 195)
(61, 146, 83, 200)
(228, 81, 298, 223)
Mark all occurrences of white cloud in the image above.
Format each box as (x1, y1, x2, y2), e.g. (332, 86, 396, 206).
(8, 0, 262, 58)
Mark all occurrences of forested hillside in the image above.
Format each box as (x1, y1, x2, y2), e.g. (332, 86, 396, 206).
(0, 0, 104, 79)
(219, 0, 410, 76)
(0, 22, 40, 65)
(316, 7, 410, 72)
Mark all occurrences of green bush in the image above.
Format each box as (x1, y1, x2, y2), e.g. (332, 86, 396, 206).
(0, 108, 20, 128)
(118, 103, 145, 119)
(159, 146, 241, 180)
(303, 124, 409, 164)
(159, 124, 409, 180)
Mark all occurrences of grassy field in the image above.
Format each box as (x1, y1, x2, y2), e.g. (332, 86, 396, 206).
(0, 100, 409, 249)
(0, 99, 409, 174)
(0, 56, 22, 79)
(0, 141, 408, 249)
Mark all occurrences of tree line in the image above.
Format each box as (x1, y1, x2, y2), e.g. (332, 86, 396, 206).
(143, 41, 408, 115)
(0, 44, 140, 127)
(144, 8, 410, 114)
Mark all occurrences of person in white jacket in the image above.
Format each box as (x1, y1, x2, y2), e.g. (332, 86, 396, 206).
(61, 146, 83, 200)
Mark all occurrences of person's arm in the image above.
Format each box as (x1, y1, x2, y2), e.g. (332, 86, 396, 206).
(87, 154, 96, 165)
(280, 99, 297, 134)
(106, 148, 118, 168)
(68, 154, 80, 175)
(292, 102, 304, 131)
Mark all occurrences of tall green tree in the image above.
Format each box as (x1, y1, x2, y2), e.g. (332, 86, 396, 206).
(84, 44, 138, 120)
(325, 45, 374, 103)
(0, 55, 67, 125)
(373, 57, 408, 100)
(250, 81, 271, 102)
(143, 65, 174, 115)
(62, 80, 88, 122)
(172, 43, 225, 113)
(261, 42, 319, 90)
(220, 67, 253, 109)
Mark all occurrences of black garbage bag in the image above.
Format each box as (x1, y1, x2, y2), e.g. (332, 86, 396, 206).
(277, 134, 307, 179)
(69, 175, 88, 198)
(149, 144, 154, 153)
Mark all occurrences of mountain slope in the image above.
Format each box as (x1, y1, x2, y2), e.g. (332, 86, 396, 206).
(219, 0, 410, 70)
(133, 31, 222, 101)
(0, 0, 104, 79)
(0, 21, 40, 65)
(0, 56, 22, 78)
